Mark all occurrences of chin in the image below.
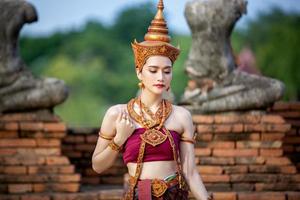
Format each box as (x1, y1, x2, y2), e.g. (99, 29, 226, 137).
(150, 88, 165, 95)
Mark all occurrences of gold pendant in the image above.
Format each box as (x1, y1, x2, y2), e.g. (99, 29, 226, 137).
(140, 129, 167, 147)
(151, 179, 168, 197)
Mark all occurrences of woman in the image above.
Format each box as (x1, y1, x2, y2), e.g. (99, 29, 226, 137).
(92, 0, 211, 199)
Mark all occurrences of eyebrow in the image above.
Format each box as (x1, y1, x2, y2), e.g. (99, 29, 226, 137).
(147, 65, 172, 69)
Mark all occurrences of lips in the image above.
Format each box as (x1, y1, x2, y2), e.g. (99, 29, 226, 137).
(153, 84, 165, 88)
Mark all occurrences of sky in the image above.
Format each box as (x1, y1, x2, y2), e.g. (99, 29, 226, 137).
(22, 0, 300, 36)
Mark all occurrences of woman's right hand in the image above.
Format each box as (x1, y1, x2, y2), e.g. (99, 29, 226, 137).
(114, 109, 135, 146)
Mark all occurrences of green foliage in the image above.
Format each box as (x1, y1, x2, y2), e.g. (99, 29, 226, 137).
(232, 8, 300, 100)
(19, 5, 299, 126)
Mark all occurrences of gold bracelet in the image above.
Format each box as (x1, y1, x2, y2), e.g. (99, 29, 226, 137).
(180, 137, 196, 144)
(99, 132, 114, 140)
(108, 140, 122, 152)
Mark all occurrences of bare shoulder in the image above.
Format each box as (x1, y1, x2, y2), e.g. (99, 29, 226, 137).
(105, 104, 126, 118)
(100, 104, 126, 135)
(172, 105, 192, 120)
(171, 105, 194, 137)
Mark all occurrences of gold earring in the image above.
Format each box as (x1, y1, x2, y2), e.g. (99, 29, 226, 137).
(138, 82, 145, 89)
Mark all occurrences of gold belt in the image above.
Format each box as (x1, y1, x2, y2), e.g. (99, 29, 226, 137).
(129, 175, 179, 197)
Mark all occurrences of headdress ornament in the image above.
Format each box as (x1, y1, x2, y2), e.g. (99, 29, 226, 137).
(131, 0, 180, 71)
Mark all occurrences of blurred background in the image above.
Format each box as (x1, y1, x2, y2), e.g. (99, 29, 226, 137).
(20, 0, 300, 127)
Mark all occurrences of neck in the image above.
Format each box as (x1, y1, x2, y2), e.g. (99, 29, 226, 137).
(139, 89, 163, 109)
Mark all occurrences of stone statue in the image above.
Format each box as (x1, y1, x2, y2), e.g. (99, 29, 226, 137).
(0, 0, 68, 113)
(181, 0, 284, 113)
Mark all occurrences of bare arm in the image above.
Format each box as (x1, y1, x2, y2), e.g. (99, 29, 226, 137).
(178, 107, 209, 200)
(92, 105, 135, 174)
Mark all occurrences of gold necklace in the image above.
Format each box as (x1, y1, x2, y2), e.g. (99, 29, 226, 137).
(127, 97, 173, 146)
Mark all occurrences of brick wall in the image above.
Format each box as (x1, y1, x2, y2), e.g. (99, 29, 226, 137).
(0, 110, 81, 196)
(62, 127, 126, 185)
(268, 102, 300, 171)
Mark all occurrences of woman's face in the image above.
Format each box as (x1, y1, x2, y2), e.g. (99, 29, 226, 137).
(137, 55, 172, 95)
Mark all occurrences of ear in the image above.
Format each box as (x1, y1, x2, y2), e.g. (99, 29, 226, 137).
(136, 69, 142, 81)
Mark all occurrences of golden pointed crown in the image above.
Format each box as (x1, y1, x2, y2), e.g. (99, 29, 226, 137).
(131, 0, 180, 71)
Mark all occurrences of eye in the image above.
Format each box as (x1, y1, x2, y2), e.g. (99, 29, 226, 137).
(164, 70, 171, 74)
(149, 70, 157, 73)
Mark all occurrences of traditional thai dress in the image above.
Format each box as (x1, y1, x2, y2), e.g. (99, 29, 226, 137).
(122, 100, 189, 200)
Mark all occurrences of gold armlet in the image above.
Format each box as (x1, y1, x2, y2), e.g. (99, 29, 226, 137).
(180, 137, 196, 144)
(108, 140, 122, 152)
(99, 132, 114, 140)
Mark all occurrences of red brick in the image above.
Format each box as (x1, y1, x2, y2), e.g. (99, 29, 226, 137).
(75, 144, 94, 151)
(46, 156, 70, 165)
(63, 135, 85, 143)
(236, 141, 282, 148)
(36, 139, 61, 147)
(33, 183, 79, 192)
(261, 133, 285, 141)
(2, 156, 45, 165)
(259, 149, 283, 157)
(63, 151, 82, 158)
(213, 192, 237, 200)
(232, 124, 244, 132)
(208, 141, 235, 148)
(196, 133, 213, 141)
(286, 120, 300, 128)
(197, 125, 214, 133)
(50, 183, 80, 192)
(3, 166, 27, 174)
(0, 113, 36, 121)
(244, 124, 266, 132)
(242, 114, 262, 124)
(4, 123, 19, 131)
(223, 165, 248, 174)
(272, 101, 290, 110)
(261, 115, 285, 124)
(0, 148, 17, 155)
(197, 166, 223, 174)
(266, 157, 292, 165)
(20, 122, 44, 131)
(201, 175, 230, 182)
(194, 148, 211, 156)
(287, 192, 300, 200)
(81, 177, 100, 184)
(276, 111, 300, 118)
(192, 115, 214, 124)
(32, 184, 46, 192)
(0, 139, 36, 147)
(284, 137, 300, 144)
(44, 123, 66, 132)
(28, 165, 74, 174)
(235, 157, 265, 165)
(199, 157, 235, 165)
(86, 135, 98, 143)
(34, 148, 61, 156)
(8, 184, 32, 193)
(238, 192, 285, 200)
(214, 115, 240, 123)
(21, 194, 50, 200)
(213, 149, 258, 157)
(256, 183, 300, 191)
(249, 165, 297, 174)
(0, 131, 18, 138)
(231, 174, 277, 182)
(213, 124, 232, 133)
(265, 124, 291, 132)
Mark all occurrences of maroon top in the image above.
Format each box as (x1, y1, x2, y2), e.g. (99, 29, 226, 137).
(122, 128, 181, 164)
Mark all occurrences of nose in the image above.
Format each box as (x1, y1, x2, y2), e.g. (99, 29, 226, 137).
(157, 70, 164, 82)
